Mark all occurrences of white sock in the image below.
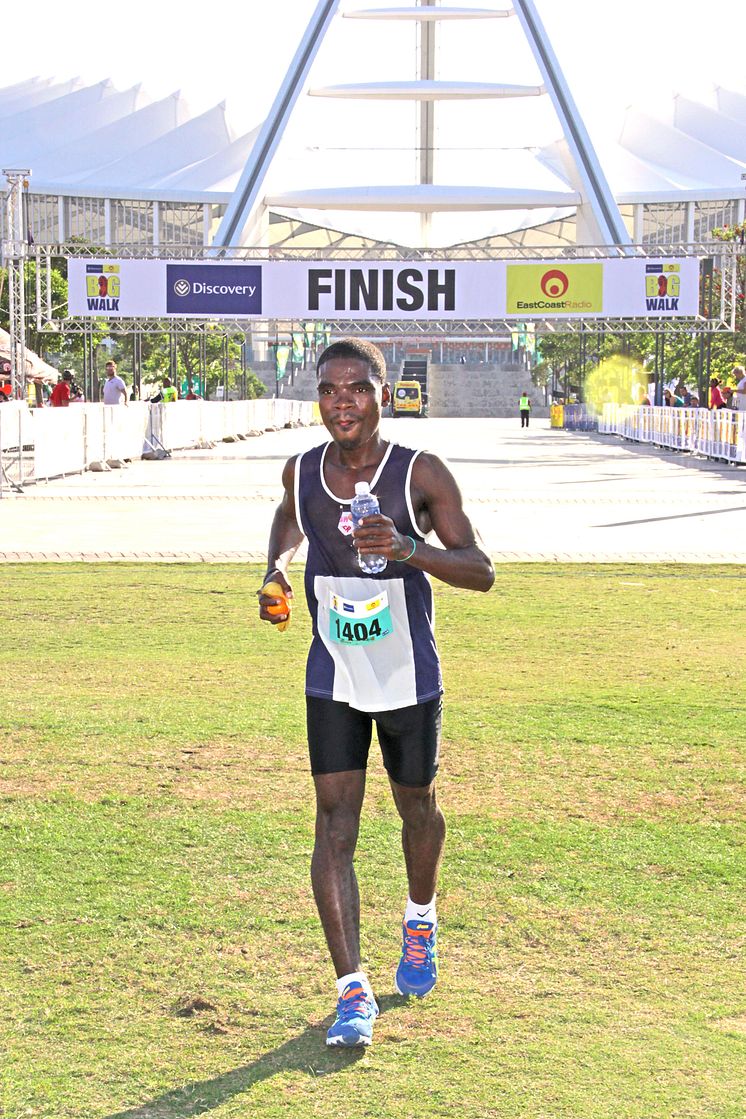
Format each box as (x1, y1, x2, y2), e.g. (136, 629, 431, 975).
(336, 971, 373, 999)
(404, 895, 437, 926)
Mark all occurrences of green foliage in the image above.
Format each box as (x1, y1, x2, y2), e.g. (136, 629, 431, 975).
(109, 326, 264, 400)
(710, 221, 746, 370)
(537, 329, 744, 402)
(0, 563, 744, 1119)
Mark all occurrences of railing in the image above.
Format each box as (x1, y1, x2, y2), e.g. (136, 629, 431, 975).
(560, 404, 598, 432)
(0, 398, 316, 495)
(598, 404, 746, 464)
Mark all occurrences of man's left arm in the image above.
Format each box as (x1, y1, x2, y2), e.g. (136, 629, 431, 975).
(353, 453, 494, 592)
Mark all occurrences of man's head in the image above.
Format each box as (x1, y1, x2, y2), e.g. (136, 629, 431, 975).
(105, 361, 117, 379)
(733, 365, 745, 381)
(317, 338, 386, 385)
(163, 377, 172, 388)
(62, 370, 73, 383)
(316, 338, 390, 451)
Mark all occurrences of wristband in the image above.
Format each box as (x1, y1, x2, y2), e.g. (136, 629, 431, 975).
(399, 535, 417, 561)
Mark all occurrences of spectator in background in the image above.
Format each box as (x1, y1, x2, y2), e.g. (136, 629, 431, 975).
(67, 371, 84, 403)
(722, 385, 735, 409)
(161, 377, 178, 403)
(663, 388, 684, 407)
(102, 361, 128, 405)
(709, 377, 726, 409)
(733, 365, 746, 412)
(50, 369, 74, 407)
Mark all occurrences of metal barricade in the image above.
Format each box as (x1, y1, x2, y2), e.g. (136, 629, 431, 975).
(596, 404, 745, 464)
(562, 404, 598, 432)
(0, 398, 317, 492)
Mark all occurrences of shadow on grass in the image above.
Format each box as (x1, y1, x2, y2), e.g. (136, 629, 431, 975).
(105, 994, 403, 1119)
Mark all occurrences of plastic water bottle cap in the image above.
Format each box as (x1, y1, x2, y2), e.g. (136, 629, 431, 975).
(354, 482, 370, 495)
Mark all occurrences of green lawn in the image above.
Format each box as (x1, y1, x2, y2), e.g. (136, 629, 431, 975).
(1, 564, 745, 1119)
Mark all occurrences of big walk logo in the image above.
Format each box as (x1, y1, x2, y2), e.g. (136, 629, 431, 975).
(644, 263, 680, 311)
(85, 264, 121, 311)
(166, 264, 262, 315)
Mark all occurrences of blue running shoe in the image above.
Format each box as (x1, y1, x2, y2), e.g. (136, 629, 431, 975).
(326, 982, 379, 1048)
(395, 919, 438, 997)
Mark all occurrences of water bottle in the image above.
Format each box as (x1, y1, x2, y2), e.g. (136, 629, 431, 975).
(351, 482, 387, 574)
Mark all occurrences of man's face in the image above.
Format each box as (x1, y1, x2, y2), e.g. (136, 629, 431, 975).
(317, 357, 390, 451)
(105, 365, 115, 379)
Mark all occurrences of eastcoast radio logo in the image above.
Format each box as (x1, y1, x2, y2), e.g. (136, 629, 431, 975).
(85, 264, 121, 311)
(166, 264, 262, 315)
(506, 263, 603, 314)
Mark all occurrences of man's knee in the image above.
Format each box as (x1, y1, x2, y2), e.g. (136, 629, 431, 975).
(313, 772, 365, 856)
(390, 781, 442, 829)
(315, 801, 361, 851)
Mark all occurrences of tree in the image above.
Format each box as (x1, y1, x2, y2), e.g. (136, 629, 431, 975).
(110, 325, 265, 400)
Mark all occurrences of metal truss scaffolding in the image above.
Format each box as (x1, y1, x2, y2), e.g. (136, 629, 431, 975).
(2, 170, 31, 398)
(36, 240, 739, 340)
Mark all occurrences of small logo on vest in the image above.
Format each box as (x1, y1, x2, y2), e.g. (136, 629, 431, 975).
(338, 511, 353, 536)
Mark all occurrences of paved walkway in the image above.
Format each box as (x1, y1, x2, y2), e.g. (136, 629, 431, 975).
(1, 418, 745, 562)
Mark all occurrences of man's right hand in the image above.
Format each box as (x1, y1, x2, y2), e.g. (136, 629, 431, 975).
(258, 571, 293, 626)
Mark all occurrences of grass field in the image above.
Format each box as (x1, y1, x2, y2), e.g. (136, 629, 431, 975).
(1, 563, 745, 1119)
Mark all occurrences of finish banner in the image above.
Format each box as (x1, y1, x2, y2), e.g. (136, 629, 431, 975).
(67, 257, 701, 320)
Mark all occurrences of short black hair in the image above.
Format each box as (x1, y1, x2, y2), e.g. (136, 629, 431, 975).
(317, 338, 386, 384)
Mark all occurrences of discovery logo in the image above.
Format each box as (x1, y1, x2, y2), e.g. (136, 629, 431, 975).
(166, 264, 262, 315)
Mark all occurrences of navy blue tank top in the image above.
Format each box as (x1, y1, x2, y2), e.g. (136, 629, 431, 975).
(295, 441, 442, 712)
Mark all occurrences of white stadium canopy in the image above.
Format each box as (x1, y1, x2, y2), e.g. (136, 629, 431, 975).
(1, 5, 744, 251)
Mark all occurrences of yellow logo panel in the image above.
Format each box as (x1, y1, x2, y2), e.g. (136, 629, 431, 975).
(506, 263, 603, 315)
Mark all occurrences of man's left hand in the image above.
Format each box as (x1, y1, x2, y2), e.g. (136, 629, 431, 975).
(352, 514, 414, 562)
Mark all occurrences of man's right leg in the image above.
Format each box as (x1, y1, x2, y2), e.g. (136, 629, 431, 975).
(307, 696, 378, 1047)
(311, 769, 367, 979)
(312, 770, 379, 1047)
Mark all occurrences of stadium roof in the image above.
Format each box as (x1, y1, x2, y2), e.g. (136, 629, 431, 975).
(1, 71, 744, 245)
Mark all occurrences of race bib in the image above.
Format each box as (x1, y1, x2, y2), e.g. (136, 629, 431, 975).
(329, 590, 393, 645)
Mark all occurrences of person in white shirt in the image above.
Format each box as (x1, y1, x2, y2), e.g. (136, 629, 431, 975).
(733, 365, 746, 412)
(102, 360, 128, 405)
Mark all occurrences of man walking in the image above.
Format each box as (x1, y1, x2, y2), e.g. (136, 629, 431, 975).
(102, 361, 128, 405)
(519, 392, 531, 428)
(258, 338, 494, 1049)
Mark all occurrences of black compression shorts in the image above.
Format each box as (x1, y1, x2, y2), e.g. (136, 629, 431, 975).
(306, 695, 442, 788)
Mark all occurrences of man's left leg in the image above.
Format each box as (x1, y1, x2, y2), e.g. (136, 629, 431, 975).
(376, 698, 443, 997)
(390, 778, 445, 997)
(391, 779, 445, 907)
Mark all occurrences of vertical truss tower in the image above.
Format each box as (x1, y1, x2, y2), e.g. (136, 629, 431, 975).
(2, 169, 31, 397)
(214, 0, 629, 251)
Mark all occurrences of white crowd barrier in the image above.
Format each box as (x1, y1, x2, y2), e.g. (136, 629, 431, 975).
(600, 404, 746, 464)
(0, 397, 316, 494)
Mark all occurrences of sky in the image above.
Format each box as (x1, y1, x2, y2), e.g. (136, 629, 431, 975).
(3, 0, 744, 141)
(3, 0, 744, 246)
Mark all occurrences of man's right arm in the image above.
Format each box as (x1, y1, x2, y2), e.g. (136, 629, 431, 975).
(258, 456, 305, 624)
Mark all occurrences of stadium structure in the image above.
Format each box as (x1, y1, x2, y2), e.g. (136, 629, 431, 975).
(1, 0, 744, 403)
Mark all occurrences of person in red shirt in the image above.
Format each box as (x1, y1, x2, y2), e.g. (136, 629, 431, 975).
(709, 377, 726, 409)
(50, 370, 74, 407)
